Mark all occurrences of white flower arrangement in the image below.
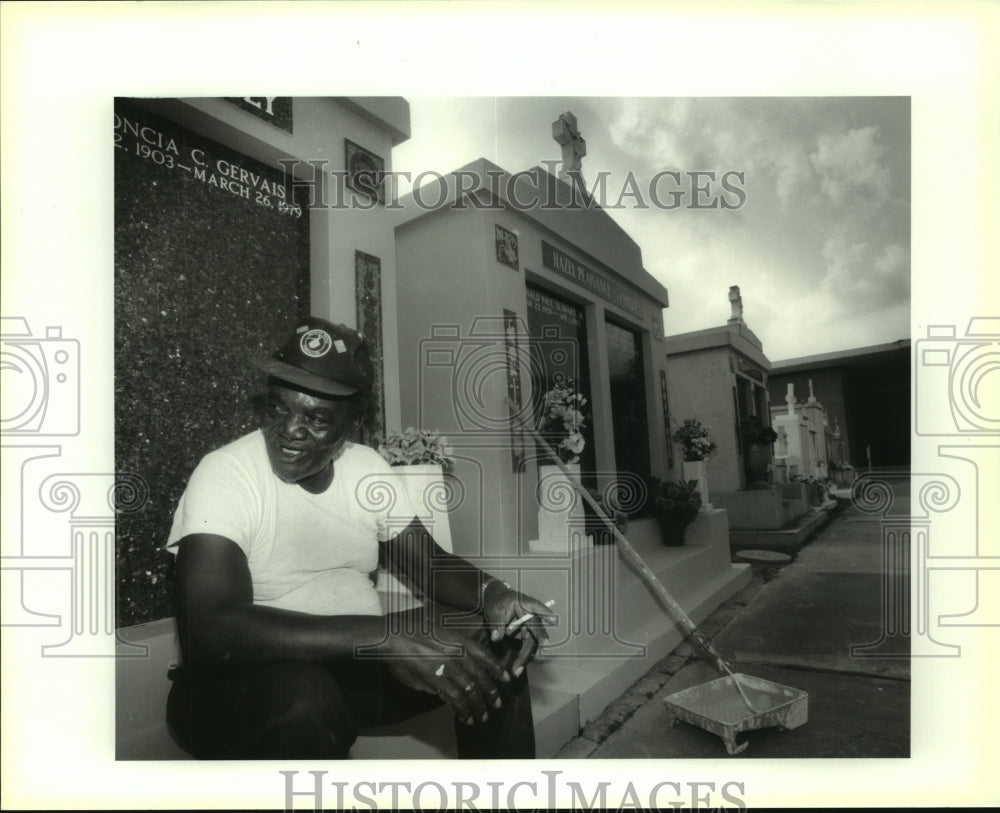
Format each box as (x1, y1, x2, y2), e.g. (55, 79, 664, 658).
(672, 418, 717, 462)
(377, 427, 455, 470)
(537, 380, 588, 464)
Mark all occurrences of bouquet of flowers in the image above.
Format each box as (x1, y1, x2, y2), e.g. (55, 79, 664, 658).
(791, 473, 830, 504)
(741, 415, 778, 446)
(377, 427, 455, 470)
(672, 418, 717, 462)
(537, 380, 588, 464)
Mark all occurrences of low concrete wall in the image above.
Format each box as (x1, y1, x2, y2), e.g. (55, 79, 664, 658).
(116, 619, 188, 760)
(710, 484, 808, 530)
(711, 490, 783, 529)
(778, 482, 809, 520)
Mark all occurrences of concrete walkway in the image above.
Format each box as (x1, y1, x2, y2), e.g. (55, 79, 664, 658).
(556, 488, 910, 758)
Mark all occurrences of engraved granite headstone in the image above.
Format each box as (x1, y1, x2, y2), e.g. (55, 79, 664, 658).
(114, 98, 309, 625)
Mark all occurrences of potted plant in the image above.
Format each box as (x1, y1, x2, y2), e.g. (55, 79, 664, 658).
(834, 461, 856, 487)
(650, 477, 702, 546)
(828, 460, 855, 487)
(742, 414, 778, 447)
(535, 380, 588, 550)
(741, 415, 778, 487)
(792, 474, 829, 506)
(377, 426, 455, 470)
(828, 459, 841, 480)
(377, 427, 456, 550)
(672, 418, 716, 510)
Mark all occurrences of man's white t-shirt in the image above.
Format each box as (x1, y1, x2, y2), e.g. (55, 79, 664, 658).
(166, 431, 415, 616)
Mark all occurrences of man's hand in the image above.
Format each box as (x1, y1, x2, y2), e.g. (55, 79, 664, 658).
(482, 581, 558, 678)
(383, 605, 509, 726)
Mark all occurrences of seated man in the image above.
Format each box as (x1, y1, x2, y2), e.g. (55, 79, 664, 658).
(165, 316, 554, 759)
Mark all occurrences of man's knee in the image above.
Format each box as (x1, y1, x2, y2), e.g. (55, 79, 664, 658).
(171, 662, 359, 759)
(262, 663, 359, 757)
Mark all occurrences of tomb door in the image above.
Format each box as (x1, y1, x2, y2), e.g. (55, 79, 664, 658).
(525, 284, 596, 484)
(752, 382, 768, 421)
(604, 319, 651, 513)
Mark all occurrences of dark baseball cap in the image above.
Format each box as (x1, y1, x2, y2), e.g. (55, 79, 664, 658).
(252, 317, 373, 397)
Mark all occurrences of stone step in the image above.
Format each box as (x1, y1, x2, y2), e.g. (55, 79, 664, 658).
(617, 520, 734, 627)
(523, 511, 734, 658)
(526, 561, 751, 752)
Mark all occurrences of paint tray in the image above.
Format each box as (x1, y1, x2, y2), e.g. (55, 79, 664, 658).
(663, 673, 808, 755)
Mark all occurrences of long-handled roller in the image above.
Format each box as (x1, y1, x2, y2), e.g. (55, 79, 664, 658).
(516, 406, 809, 753)
(519, 415, 758, 712)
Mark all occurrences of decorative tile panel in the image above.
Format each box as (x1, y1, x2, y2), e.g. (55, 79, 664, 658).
(355, 251, 386, 446)
(345, 139, 385, 204)
(660, 368, 674, 468)
(495, 224, 519, 270)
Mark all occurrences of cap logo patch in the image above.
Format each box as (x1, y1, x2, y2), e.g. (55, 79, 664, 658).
(300, 329, 333, 358)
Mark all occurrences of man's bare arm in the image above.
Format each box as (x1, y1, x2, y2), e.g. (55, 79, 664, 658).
(381, 519, 488, 612)
(174, 533, 399, 672)
(384, 519, 556, 674)
(173, 533, 507, 724)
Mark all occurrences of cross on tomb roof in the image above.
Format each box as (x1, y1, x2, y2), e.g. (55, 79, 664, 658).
(785, 382, 796, 416)
(552, 112, 587, 180)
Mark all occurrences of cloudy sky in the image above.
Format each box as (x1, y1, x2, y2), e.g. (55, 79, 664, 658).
(392, 97, 910, 362)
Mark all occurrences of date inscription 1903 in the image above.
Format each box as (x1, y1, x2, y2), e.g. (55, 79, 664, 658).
(114, 111, 301, 218)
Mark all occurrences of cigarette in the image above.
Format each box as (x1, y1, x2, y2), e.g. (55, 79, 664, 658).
(505, 599, 556, 635)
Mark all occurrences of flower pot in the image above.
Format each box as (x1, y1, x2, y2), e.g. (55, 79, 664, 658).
(657, 515, 690, 547)
(746, 444, 771, 487)
(682, 460, 713, 511)
(809, 481, 826, 506)
(536, 463, 585, 552)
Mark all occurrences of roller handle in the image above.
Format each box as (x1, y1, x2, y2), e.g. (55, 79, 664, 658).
(513, 402, 757, 712)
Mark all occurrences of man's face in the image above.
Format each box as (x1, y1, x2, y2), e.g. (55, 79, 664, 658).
(260, 381, 359, 489)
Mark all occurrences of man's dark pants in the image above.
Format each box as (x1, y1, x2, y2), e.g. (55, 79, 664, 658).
(166, 617, 536, 759)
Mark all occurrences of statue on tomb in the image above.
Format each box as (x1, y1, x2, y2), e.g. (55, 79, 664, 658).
(777, 426, 788, 456)
(728, 285, 744, 324)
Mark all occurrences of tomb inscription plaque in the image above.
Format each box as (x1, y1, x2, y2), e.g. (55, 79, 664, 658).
(114, 98, 309, 625)
(541, 240, 642, 317)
